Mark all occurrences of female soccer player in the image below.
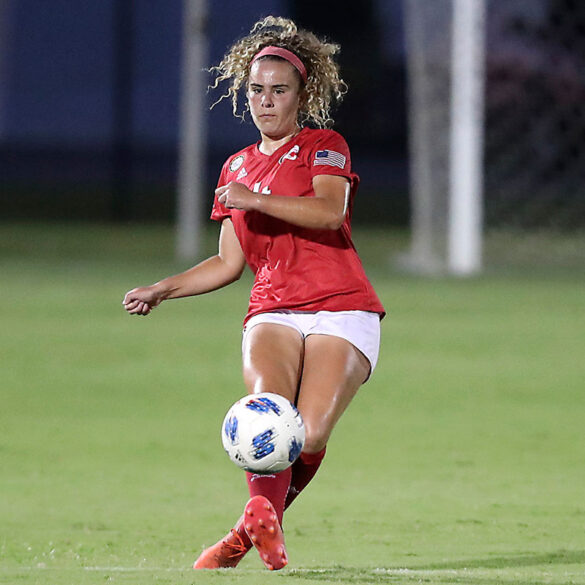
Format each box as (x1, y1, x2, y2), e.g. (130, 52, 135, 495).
(123, 16, 385, 571)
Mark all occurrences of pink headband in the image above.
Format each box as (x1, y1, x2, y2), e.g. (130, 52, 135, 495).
(251, 46, 308, 83)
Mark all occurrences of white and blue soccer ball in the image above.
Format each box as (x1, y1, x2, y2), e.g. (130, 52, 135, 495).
(221, 392, 305, 474)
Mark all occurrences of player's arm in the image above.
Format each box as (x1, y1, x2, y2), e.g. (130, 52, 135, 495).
(122, 218, 246, 315)
(216, 174, 349, 230)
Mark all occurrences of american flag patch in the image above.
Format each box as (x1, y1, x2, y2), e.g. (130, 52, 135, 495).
(313, 149, 346, 169)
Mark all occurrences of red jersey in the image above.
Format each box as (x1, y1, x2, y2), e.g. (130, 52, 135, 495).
(211, 127, 385, 324)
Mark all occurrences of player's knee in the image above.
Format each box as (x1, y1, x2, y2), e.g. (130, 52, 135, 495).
(302, 421, 330, 454)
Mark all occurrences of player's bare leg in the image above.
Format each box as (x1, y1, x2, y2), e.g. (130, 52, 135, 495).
(281, 333, 369, 511)
(240, 323, 304, 568)
(296, 333, 370, 454)
(242, 322, 304, 402)
(243, 327, 370, 512)
(194, 324, 302, 570)
(285, 334, 370, 509)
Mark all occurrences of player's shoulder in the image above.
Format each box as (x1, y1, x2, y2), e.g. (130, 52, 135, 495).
(301, 127, 347, 142)
(300, 127, 350, 152)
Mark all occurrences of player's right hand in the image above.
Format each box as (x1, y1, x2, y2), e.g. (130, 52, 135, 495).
(122, 287, 161, 316)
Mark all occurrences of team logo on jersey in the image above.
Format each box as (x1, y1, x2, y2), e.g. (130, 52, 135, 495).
(236, 167, 248, 180)
(229, 154, 245, 172)
(279, 144, 300, 165)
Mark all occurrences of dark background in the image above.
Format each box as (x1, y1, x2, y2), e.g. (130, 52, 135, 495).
(0, 0, 409, 225)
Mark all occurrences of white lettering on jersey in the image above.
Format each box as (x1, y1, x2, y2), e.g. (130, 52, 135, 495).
(253, 181, 271, 195)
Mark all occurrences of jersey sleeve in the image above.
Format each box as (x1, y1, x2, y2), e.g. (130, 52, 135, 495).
(309, 130, 354, 182)
(210, 162, 231, 223)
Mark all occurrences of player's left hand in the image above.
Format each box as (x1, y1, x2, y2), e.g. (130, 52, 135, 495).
(216, 182, 258, 211)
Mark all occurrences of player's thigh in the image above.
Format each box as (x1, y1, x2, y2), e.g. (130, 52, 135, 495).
(297, 334, 370, 453)
(242, 322, 304, 403)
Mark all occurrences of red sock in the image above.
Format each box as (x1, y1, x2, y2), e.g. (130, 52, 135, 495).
(232, 468, 292, 548)
(284, 447, 326, 509)
(245, 466, 292, 525)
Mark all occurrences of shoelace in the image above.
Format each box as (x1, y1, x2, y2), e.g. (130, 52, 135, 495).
(225, 529, 248, 558)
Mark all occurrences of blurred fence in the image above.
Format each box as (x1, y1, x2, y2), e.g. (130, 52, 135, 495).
(1, 0, 583, 272)
(484, 0, 585, 230)
(483, 0, 585, 269)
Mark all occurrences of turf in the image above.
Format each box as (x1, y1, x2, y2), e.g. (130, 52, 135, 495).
(1, 222, 584, 585)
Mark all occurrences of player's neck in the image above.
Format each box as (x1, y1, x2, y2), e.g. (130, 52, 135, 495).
(258, 127, 301, 156)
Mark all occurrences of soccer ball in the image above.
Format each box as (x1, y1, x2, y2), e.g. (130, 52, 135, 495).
(221, 392, 305, 474)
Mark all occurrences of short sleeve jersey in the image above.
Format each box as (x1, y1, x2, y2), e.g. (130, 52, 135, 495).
(211, 127, 385, 324)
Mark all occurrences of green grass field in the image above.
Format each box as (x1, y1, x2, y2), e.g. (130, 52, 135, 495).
(1, 222, 584, 585)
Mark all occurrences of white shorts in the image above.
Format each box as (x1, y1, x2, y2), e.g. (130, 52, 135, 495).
(242, 310, 381, 378)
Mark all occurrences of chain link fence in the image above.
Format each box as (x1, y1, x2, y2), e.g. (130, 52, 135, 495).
(485, 0, 585, 231)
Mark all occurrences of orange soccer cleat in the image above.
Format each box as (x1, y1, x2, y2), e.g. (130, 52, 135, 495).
(244, 495, 288, 571)
(192, 528, 249, 569)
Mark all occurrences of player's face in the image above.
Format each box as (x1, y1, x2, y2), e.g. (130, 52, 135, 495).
(247, 59, 302, 141)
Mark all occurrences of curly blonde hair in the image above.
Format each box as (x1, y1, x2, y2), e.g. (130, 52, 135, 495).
(208, 16, 347, 128)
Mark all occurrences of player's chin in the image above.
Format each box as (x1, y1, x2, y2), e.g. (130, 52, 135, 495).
(255, 116, 279, 131)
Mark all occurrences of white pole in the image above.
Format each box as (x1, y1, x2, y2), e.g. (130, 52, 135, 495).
(404, 0, 442, 274)
(176, 0, 208, 261)
(448, 0, 486, 275)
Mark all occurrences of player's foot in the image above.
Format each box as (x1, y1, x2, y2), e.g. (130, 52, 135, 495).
(193, 528, 250, 569)
(243, 495, 288, 571)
